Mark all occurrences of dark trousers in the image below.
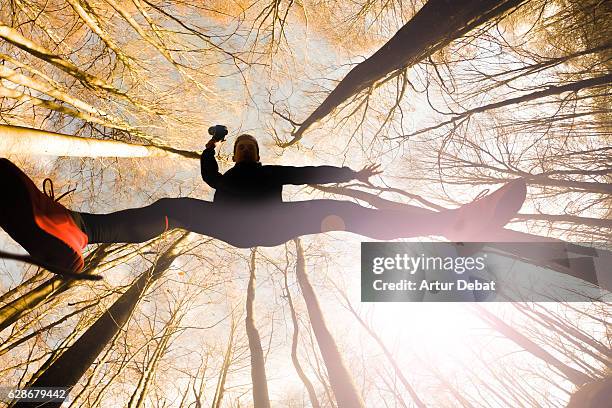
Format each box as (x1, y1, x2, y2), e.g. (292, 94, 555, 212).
(79, 198, 453, 247)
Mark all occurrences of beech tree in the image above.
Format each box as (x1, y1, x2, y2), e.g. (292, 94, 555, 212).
(245, 249, 272, 408)
(279, 0, 529, 145)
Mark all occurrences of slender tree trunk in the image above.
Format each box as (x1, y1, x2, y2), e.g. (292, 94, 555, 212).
(0, 276, 68, 332)
(515, 214, 612, 229)
(245, 249, 271, 408)
(511, 303, 612, 369)
(528, 304, 612, 360)
(0, 271, 45, 305)
(283, 259, 321, 408)
(431, 367, 476, 408)
(190, 353, 209, 408)
(0, 65, 134, 131)
(0, 124, 199, 159)
(288, 0, 527, 144)
(525, 177, 612, 195)
(0, 245, 109, 332)
(294, 239, 365, 408)
(474, 305, 593, 386)
(17, 320, 86, 388)
(567, 376, 612, 408)
(12, 234, 187, 408)
(86, 338, 155, 408)
(0, 302, 96, 358)
(66, 315, 128, 408)
(212, 317, 234, 408)
(129, 311, 180, 408)
(337, 288, 427, 408)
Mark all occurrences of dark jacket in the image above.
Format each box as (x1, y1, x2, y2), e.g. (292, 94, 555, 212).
(201, 147, 355, 204)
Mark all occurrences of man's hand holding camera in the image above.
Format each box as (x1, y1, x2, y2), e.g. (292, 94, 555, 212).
(206, 125, 228, 149)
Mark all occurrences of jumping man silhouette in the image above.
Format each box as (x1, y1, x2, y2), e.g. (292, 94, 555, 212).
(0, 127, 527, 277)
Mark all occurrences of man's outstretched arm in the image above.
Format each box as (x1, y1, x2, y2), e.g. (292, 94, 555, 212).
(200, 140, 223, 188)
(268, 163, 381, 185)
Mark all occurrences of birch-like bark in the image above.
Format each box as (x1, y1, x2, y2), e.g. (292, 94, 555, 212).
(0, 124, 198, 159)
(294, 239, 365, 408)
(245, 249, 271, 408)
(212, 315, 237, 408)
(0, 64, 139, 134)
(282, 256, 321, 408)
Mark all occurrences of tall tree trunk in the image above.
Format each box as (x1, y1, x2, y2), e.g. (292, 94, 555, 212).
(0, 276, 71, 332)
(245, 249, 271, 408)
(0, 271, 45, 305)
(336, 288, 427, 408)
(0, 245, 109, 332)
(0, 23, 153, 113)
(212, 316, 236, 408)
(294, 239, 365, 408)
(128, 308, 181, 408)
(0, 302, 96, 358)
(0, 124, 199, 159)
(288, 0, 527, 144)
(515, 214, 612, 229)
(525, 177, 612, 195)
(65, 312, 130, 408)
(12, 234, 188, 408)
(474, 305, 593, 386)
(567, 376, 612, 408)
(283, 256, 321, 408)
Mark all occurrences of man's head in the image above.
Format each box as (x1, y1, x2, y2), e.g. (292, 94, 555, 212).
(233, 134, 260, 163)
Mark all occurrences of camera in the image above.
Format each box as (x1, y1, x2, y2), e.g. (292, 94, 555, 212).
(208, 125, 228, 141)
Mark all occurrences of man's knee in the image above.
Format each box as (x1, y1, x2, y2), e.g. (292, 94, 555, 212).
(312, 200, 357, 232)
(320, 214, 346, 232)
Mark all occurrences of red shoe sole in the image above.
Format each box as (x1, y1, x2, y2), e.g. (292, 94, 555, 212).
(0, 158, 86, 274)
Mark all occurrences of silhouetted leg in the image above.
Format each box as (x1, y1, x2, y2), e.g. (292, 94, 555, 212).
(78, 198, 457, 247)
(247, 200, 458, 247)
(78, 198, 272, 248)
(78, 198, 227, 243)
(77, 181, 525, 247)
(250, 179, 527, 245)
